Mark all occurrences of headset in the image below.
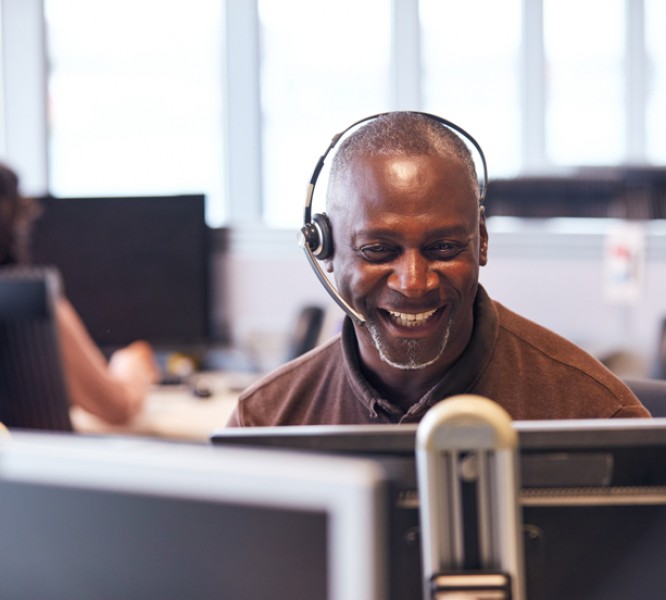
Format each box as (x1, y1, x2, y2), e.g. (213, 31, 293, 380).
(298, 111, 488, 326)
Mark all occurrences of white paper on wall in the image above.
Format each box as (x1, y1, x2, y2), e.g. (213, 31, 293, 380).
(603, 222, 646, 305)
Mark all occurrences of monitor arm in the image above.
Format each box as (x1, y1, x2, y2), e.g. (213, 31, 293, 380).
(416, 395, 525, 600)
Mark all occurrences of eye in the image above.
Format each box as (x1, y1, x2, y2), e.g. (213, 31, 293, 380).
(358, 244, 399, 263)
(426, 241, 463, 260)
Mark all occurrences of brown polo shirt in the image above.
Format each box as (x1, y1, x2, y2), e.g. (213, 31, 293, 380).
(227, 286, 650, 427)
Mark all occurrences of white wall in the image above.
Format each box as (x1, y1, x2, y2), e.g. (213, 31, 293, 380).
(481, 220, 666, 374)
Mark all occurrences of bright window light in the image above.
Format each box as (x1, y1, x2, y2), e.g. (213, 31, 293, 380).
(421, 0, 522, 179)
(45, 0, 226, 225)
(258, 0, 391, 228)
(646, 0, 666, 164)
(544, 0, 624, 166)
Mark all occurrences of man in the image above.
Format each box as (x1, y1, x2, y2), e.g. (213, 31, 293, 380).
(227, 112, 649, 426)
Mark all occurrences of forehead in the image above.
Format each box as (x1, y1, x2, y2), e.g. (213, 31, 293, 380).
(333, 152, 478, 229)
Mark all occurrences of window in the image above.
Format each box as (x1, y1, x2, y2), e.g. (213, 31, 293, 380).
(646, 0, 666, 163)
(45, 0, 226, 225)
(421, 0, 522, 178)
(23, 0, 666, 228)
(258, 0, 391, 228)
(543, 0, 625, 165)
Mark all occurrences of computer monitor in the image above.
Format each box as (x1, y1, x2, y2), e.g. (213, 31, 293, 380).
(0, 432, 388, 600)
(30, 194, 211, 352)
(212, 424, 422, 600)
(518, 418, 666, 600)
(212, 418, 666, 600)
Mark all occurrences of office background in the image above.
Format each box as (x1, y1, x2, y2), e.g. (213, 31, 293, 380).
(1, 0, 665, 373)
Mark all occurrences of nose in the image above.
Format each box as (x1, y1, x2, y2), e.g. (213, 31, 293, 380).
(387, 250, 439, 298)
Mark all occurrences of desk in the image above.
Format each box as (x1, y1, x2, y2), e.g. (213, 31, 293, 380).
(71, 371, 253, 442)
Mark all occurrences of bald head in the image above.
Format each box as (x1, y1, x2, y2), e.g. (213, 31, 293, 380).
(326, 112, 481, 215)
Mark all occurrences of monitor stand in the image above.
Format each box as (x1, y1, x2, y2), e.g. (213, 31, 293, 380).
(416, 395, 525, 600)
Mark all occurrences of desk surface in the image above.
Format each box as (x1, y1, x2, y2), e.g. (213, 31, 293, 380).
(71, 371, 254, 442)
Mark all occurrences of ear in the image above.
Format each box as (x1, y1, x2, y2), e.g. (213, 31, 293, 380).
(478, 206, 489, 266)
(324, 258, 334, 273)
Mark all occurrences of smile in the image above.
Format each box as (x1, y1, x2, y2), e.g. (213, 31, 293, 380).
(386, 308, 438, 328)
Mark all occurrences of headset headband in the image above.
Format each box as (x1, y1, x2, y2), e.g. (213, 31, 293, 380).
(304, 111, 488, 226)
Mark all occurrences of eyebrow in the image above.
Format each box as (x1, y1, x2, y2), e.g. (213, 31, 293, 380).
(351, 223, 473, 240)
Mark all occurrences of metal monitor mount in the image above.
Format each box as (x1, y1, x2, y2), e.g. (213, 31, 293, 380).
(416, 395, 525, 600)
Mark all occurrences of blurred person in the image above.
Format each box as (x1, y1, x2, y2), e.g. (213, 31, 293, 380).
(0, 162, 160, 424)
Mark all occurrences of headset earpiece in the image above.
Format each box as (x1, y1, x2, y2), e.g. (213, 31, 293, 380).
(300, 212, 333, 260)
(311, 213, 333, 260)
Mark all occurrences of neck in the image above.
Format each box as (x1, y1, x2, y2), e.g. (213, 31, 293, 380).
(360, 362, 450, 412)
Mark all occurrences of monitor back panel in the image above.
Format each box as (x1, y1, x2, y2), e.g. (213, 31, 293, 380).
(0, 433, 388, 600)
(31, 195, 210, 351)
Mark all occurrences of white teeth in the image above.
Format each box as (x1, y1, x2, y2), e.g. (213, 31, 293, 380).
(387, 308, 437, 327)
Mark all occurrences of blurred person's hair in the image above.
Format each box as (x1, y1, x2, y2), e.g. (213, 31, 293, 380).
(0, 163, 41, 266)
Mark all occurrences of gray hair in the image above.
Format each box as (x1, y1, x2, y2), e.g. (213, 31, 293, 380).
(326, 112, 481, 210)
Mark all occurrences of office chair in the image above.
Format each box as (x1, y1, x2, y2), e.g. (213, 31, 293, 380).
(622, 377, 666, 418)
(283, 305, 325, 362)
(0, 268, 73, 431)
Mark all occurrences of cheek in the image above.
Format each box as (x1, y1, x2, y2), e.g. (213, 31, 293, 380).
(333, 258, 382, 300)
(436, 261, 480, 296)
(335, 262, 364, 296)
(458, 259, 480, 282)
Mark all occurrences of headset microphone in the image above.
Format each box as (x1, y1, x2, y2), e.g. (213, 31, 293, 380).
(299, 111, 488, 328)
(299, 121, 370, 325)
(298, 229, 366, 324)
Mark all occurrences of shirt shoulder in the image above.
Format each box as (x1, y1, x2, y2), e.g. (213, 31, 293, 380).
(231, 335, 349, 426)
(476, 300, 650, 419)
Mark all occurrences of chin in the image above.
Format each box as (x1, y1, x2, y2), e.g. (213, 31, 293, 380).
(367, 317, 454, 371)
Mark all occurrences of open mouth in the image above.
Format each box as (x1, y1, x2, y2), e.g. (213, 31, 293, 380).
(385, 307, 439, 328)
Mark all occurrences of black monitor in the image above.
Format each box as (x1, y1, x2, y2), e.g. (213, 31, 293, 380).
(518, 419, 666, 600)
(30, 195, 211, 352)
(0, 432, 388, 600)
(212, 419, 666, 600)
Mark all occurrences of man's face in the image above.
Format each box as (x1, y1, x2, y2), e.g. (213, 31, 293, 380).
(327, 152, 488, 374)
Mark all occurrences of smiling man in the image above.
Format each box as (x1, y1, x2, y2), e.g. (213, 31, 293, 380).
(226, 112, 649, 426)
